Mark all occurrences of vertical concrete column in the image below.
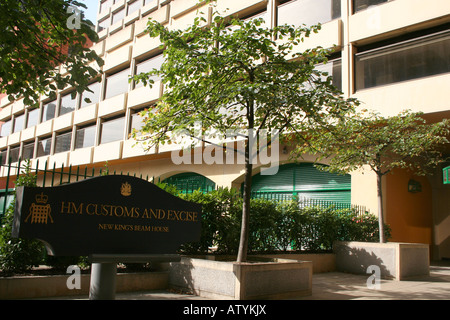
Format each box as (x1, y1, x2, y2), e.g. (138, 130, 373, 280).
(89, 262, 117, 300)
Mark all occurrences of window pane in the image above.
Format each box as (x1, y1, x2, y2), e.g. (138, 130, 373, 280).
(100, 0, 113, 13)
(127, 0, 142, 15)
(112, 8, 125, 25)
(22, 143, 35, 160)
(59, 92, 77, 116)
(104, 68, 130, 100)
(42, 100, 56, 122)
(55, 132, 72, 154)
(13, 114, 25, 133)
(130, 110, 145, 134)
(100, 117, 125, 144)
(37, 137, 52, 157)
(0, 120, 12, 137)
(144, 0, 155, 5)
(0, 150, 7, 165)
(98, 17, 110, 32)
(315, 58, 342, 91)
(75, 125, 97, 149)
(355, 31, 450, 90)
(134, 55, 164, 88)
(353, 0, 389, 13)
(26, 108, 39, 128)
(9, 146, 20, 163)
(80, 81, 101, 108)
(277, 0, 340, 27)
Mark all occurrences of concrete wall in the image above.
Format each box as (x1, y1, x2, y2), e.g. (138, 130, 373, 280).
(334, 241, 430, 280)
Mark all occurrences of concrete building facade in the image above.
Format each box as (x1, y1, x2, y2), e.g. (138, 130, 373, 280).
(1, 0, 450, 260)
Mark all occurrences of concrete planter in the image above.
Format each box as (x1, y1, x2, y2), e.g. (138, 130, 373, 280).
(333, 241, 430, 280)
(0, 271, 169, 300)
(169, 256, 313, 300)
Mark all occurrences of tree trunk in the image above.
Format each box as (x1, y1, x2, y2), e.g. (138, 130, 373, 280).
(237, 138, 253, 263)
(376, 172, 386, 243)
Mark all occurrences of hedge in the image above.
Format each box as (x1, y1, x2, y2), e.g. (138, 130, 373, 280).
(176, 187, 391, 255)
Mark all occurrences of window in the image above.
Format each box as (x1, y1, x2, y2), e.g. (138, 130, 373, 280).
(353, 0, 391, 13)
(144, 0, 155, 5)
(127, 0, 142, 15)
(37, 137, 52, 157)
(277, 0, 340, 28)
(315, 57, 342, 92)
(355, 29, 450, 90)
(54, 131, 72, 154)
(59, 92, 77, 116)
(100, 116, 125, 144)
(134, 54, 164, 89)
(9, 146, 20, 163)
(129, 108, 147, 135)
(75, 124, 97, 149)
(22, 142, 35, 160)
(0, 149, 7, 165)
(98, 17, 110, 32)
(13, 114, 25, 133)
(100, 0, 113, 13)
(80, 81, 102, 108)
(42, 100, 56, 122)
(26, 108, 39, 128)
(104, 68, 130, 100)
(0, 120, 12, 137)
(112, 8, 125, 25)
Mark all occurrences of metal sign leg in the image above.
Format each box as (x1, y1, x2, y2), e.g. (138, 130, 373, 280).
(89, 262, 117, 300)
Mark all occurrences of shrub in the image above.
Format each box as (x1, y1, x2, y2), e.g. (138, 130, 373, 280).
(176, 188, 391, 255)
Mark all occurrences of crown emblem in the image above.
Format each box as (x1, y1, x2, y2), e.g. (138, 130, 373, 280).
(35, 192, 48, 204)
(121, 182, 132, 196)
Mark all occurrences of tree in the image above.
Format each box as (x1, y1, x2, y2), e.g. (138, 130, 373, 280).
(297, 109, 450, 243)
(0, 0, 103, 106)
(132, 7, 357, 262)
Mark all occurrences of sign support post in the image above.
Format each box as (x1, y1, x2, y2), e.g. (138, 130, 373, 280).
(89, 262, 117, 300)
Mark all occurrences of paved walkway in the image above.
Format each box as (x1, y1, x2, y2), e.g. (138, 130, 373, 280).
(113, 261, 450, 300)
(42, 261, 450, 300)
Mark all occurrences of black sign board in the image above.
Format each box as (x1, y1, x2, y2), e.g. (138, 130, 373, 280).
(12, 175, 202, 256)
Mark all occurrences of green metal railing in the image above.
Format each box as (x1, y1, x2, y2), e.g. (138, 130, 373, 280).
(0, 157, 155, 220)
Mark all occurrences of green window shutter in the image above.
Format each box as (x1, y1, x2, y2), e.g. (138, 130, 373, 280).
(247, 163, 351, 204)
(163, 172, 216, 194)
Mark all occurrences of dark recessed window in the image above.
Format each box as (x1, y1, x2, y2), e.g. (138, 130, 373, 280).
(9, 146, 20, 163)
(54, 131, 72, 154)
(75, 124, 97, 149)
(355, 30, 450, 90)
(37, 137, 52, 157)
(98, 17, 110, 32)
(22, 142, 35, 160)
